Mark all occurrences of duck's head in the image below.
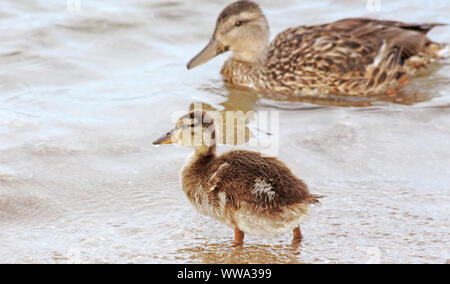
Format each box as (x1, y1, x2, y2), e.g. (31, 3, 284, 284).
(153, 111, 216, 151)
(187, 0, 269, 69)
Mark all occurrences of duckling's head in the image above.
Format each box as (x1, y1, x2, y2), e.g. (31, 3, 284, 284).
(153, 111, 216, 152)
(187, 0, 269, 69)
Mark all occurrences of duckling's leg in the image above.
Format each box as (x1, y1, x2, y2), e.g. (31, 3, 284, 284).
(292, 226, 302, 243)
(234, 227, 245, 246)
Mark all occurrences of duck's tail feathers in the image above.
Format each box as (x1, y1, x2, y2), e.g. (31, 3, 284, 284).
(400, 22, 447, 34)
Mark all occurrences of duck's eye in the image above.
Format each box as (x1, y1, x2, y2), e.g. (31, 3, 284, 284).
(234, 21, 242, 27)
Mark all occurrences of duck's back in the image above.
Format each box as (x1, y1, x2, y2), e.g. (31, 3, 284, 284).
(265, 18, 445, 96)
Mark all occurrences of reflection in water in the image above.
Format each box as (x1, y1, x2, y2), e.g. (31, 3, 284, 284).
(188, 85, 257, 146)
(198, 77, 440, 112)
(258, 91, 436, 108)
(247, 85, 435, 108)
(188, 80, 436, 150)
(197, 82, 260, 112)
(177, 241, 303, 264)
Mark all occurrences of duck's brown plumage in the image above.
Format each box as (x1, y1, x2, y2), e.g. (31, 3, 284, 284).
(189, 0, 447, 97)
(154, 110, 323, 245)
(254, 18, 445, 96)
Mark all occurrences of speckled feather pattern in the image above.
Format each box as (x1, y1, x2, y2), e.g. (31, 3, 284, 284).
(181, 149, 322, 235)
(221, 17, 445, 96)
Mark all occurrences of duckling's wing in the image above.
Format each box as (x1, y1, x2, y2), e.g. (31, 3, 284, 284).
(206, 162, 231, 191)
(267, 18, 444, 95)
(213, 151, 314, 209)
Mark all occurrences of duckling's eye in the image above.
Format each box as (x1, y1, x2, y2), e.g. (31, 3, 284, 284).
(234, 21, 242, 27)
(183, 123, 196, 128)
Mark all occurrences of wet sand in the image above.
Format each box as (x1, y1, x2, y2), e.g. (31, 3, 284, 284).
(0, 0, 449, 263)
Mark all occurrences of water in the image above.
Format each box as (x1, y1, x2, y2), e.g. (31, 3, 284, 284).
(0, 0, 449, 264)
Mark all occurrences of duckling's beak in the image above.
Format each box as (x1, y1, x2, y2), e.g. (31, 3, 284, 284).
(153, 130, 176, 145)
(187, 37, 229, 70)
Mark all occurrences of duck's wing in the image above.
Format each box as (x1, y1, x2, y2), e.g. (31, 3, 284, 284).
(267, 18, 445, 95)
(326, 18, 445, 63)
(322, 18, 445, 35)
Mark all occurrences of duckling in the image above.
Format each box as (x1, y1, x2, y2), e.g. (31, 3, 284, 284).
(153, 110, 323, 245)
(187, 0, 447, 97)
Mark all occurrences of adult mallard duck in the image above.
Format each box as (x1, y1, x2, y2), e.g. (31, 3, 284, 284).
(153, 110, 323, 245)
(187, 0, 447, 97)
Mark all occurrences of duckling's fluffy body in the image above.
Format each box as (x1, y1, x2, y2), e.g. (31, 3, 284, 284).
(188, 1, 447, 97)
(181, 150, 320, 237)
(154, 110, 322, 243)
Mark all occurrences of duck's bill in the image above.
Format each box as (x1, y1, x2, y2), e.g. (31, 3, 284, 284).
(153, 131, 176, 145)
(187, 38, 229, 70)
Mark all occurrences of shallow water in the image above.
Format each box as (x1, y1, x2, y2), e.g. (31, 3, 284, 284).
(0, 0, 449, 264)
